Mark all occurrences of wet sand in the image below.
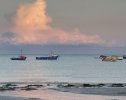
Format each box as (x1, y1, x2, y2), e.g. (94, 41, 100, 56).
(0, 95, 40, 100)
(0, 89, 126, 100)
(0, 82, 126, 100)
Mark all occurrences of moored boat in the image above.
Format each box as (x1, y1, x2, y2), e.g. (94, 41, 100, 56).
(117, 56, 123, 60)
(36, 55, 59, 60)
(99, 55, 117, 62)
(123, 55, 126, 59)
(11, 56, 27, 60)
(10, 50, 27, 60)
(99, 55, 123, 62)
(111, 55, 123, 60)
(36, 52, 59, 60)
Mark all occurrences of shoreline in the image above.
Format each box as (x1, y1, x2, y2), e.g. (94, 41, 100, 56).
(0, 89, 126, 100)
(0, 82, 126, 95)
(0, 82, 126, 100)
(0, 96, 30, 100)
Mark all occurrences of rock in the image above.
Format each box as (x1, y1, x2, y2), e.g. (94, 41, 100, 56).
(26, 85, 43, 88)
(64, 84, 75, 88)
(83, 84, 95, 87)
(96, 84, 105, 87)
(0, 83, 17, 91)
(57, 84, 75, 88)
(21, 87, 37, 91)
(20, 84, 43, 91)
(111, 84, 124, 87)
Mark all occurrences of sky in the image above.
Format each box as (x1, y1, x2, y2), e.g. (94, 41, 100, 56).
(0, 0, 126, 54)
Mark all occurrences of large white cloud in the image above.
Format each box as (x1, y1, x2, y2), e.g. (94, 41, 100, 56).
(1, 0, 105, 45)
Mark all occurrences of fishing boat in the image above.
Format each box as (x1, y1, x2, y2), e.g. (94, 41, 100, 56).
(117, 56, 123, 60)
(99, 55, 123, 62)
(10, 50, 27, 60)
(36, 52, 59, 60)
(10, 56, 27, 60)
(123, 55, 126, 59)
(99, 55, 117, 62)
(111, 55, 123, 60)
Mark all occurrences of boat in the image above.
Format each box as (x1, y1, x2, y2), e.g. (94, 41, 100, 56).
(99, 55, 108, 59)
(36, 52, 59, 60)
(102, 56, 117, 62)
(111, 55, 123, 60)
(99, 55, 117, 62)
(36, 55, 59, 60)
(10, 50, 27, 60)
(123, 55, 126, 59)
(10, 56, 27, 60)
(117, 56, 123, 60)
(99, 55, 123, 62)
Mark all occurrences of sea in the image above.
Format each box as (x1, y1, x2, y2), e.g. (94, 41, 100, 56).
(0, 54, 126, 83)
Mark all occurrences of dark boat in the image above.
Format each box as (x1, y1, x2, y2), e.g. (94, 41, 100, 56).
(123, 55, 126, 59)
(11, 56, 27, 60)
(10, 50, 27, 60)
(99, 55, 108, 59)
(36, 54, 59, 60)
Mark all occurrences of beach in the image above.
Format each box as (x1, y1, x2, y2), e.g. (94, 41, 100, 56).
(0, 96, 30, 100)
(0, 54, 126, 100)
(0, 55, 125, 100)
(1, 89, 126, 100)
(0, 82, 126, 100)
(0, 55, 126, 100)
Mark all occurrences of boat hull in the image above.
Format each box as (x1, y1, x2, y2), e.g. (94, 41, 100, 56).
(10, 56, 27, 60)
(123, 56, 126, 59)
(36, 56, 58, 60)
(10, 58, 26, 60)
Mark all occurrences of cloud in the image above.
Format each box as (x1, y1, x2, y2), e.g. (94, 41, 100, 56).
(1, 0, 105, 45)
(0, 32, 15, 43)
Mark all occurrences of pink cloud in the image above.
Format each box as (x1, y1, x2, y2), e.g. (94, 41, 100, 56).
(9, 0, 104, 45)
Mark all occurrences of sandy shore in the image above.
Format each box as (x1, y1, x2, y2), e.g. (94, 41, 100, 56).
(0, 82, 126, 100)
(0, 95, 36, 100)
(0, 89, 126, 100)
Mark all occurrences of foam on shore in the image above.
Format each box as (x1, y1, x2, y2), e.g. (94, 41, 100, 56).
(0, 82, 126, 100)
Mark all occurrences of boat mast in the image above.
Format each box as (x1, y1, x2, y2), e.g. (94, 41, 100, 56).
(51, 51, 54, 55)
(21, 49, 22, 56)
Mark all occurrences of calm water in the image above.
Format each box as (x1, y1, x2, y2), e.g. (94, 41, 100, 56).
(0, 54, 126, 83)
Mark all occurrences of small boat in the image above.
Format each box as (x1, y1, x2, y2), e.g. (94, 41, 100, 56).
(117, 56, 123, 60)
(102, 56, 117, 62)
(99, 55, 117, 62)
(123, 55, 126, 59)
(10, 50, 27, 60)
(111, 55, 123, 60)
(99, 55, 108, 59)
(36, 55, 59, 60)
(36, 52, 59, 60)
(11, 56, 27, 60)
(99, 55, 123, 62)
